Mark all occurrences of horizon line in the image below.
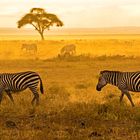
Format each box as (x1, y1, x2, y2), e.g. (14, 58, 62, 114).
(1, 26, 140, 29)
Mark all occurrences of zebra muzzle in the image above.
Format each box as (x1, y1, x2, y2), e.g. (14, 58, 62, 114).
(96, 86, 101, 91)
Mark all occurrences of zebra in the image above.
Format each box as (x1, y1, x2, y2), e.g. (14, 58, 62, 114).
(95, 70, 140, 107)
(60, 44, 76, 56)
(21, 44, 37, 54)
(0, 71, 44, 105)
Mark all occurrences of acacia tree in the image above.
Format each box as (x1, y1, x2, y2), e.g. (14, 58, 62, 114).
(17, 8, 63, 40)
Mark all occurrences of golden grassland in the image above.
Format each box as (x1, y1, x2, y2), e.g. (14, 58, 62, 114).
(0, 34, 140, 60)
(0, 35, 140, 139)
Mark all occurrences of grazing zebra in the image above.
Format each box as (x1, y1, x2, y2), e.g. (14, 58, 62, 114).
(96, 70, 140, 107)
(60, 44, 76, 56)
(21, 44, 37, 53)
(0, 71, 44, 105)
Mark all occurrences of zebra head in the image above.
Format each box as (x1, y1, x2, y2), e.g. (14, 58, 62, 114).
(96, 71, 108, 91)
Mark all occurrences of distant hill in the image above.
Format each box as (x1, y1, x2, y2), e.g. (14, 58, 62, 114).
(0, 27, 140, 35)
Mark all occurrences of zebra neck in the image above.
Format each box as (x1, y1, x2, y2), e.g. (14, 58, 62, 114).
(105, 72, 119, 86)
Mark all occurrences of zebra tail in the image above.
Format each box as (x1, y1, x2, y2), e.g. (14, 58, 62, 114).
(39, 77, 44, 94)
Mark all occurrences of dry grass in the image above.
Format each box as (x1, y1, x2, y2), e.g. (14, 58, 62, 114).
(0, 35, 140, 139)
(0, 35, 140, 60)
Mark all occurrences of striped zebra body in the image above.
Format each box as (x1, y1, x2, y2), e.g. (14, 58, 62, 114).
(60, 44, 76, 56)
(0, 71, 44, 105)
(21, 44, 37, 53)
(96, 70, 140, 107)
(120, 72, 140, 92)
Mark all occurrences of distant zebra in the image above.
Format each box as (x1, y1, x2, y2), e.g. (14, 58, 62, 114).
(0, 71, 44, 105)
(21, 44, 37, 53)
(60, 44, 76, 56)
(96, 70, 140, 107)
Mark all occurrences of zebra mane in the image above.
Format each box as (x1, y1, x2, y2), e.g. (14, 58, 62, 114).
(100, 70, 121, 74)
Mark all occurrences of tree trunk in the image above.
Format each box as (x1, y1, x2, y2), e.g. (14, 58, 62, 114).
(41, 33, 45, 40)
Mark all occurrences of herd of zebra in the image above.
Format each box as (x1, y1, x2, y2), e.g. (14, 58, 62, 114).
(0, 44, 138, 107)
(21, 43, 76, 57)
(0, 44, 77, 106)
(0, 70, 140, 107)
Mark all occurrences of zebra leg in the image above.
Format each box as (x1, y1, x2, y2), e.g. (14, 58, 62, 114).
(120, 93, 124, 103)
(31, 96, 36, 105)
(5, 91, 14, 104)
(29, 87, 39, 106)
(0, 89, 4, 104)
(123, 91, 135, 107)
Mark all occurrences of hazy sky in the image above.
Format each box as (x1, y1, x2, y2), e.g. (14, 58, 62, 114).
(0, 0, 140, 28)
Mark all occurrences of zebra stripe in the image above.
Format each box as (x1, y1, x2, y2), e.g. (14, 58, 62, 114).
(96, 70, 140, 107)
(0, 71, 44, 105)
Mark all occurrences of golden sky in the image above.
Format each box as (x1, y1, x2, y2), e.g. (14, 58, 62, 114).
(0, 0, 140, 28)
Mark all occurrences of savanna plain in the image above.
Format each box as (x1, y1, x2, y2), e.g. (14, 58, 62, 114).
(1, 34, 140, 140)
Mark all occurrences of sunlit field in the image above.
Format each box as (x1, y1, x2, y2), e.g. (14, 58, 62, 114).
(0, 34, 140, 60)
(0, 35, 140, 139)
